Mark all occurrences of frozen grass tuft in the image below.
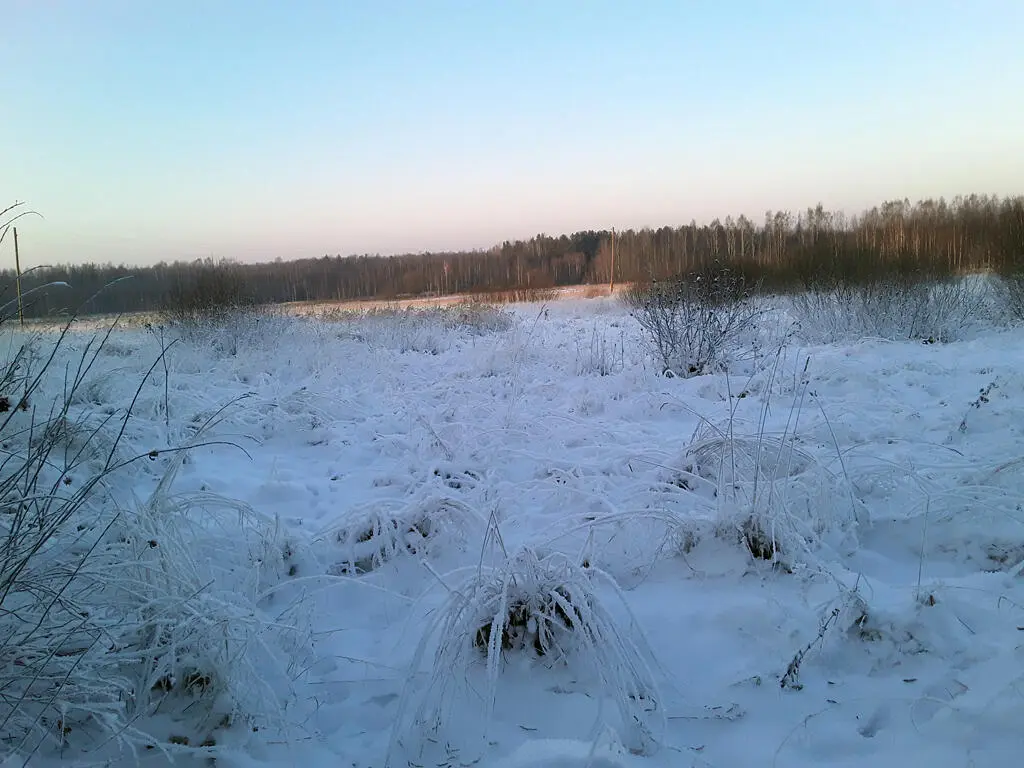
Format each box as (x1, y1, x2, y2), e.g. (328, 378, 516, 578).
(668, 360, 861, 568)
(321, 495, 483, 575)
(104, 449, 309, 739)
(390, 544, 664, 764)
(574, 326, 625, 377)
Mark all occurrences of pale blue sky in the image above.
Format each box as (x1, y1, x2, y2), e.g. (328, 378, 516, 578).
(3, 1, 1022, 267)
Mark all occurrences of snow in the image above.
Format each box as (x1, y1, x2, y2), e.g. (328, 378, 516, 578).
(9, 294, 1024, 767)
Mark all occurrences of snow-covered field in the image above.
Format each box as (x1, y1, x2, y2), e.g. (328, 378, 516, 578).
(5, 292, 1024, 767)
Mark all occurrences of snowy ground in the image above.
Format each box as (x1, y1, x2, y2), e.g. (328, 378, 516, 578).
(7, 293, 1024, 767)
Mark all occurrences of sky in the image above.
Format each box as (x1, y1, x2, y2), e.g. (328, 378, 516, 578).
(2, 0, 1023, 268)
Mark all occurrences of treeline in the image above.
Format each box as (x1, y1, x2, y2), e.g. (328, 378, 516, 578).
(3, 193, 1023, 318)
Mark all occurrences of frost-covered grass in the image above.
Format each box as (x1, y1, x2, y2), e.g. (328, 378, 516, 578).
(6, 294, 1024, 768)
(789, 273, 997, 344)
(0, 320, 307, 764)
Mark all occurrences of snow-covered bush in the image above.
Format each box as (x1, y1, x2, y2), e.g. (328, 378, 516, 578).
(155, 260, 294, 358)
(664, 365, 861, 568)
(160, 261, 257, 327)
(0, 319, 306, 760)
(390, 547, 664, 763)
(320, 495, 481, 575)
(625, 265, 762, 377)
(683, 430, 856, 565)
(792, 274, 989, 343)
(155, 305, 289, 359)
(993, 269, 1024, 323)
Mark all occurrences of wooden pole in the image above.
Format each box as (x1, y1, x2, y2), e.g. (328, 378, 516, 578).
(13, 226, 23, 326)
(609, 227, 616, 295)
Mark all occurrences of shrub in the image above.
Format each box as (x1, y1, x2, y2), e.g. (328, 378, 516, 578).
(792, 272, 989, 343)
(625, 263, 762, 377)
(0, 321, 145, 753)
(160, 261, 262, 331)
(995, 269, 1024, 322)
(390, 547, 663, 762)
(157, 262, 286, 357)
(0, 317, 303, 760)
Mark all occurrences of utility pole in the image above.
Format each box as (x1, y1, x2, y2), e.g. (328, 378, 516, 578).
(609, 227, 616, 294)
(13, 227, 23, 326)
